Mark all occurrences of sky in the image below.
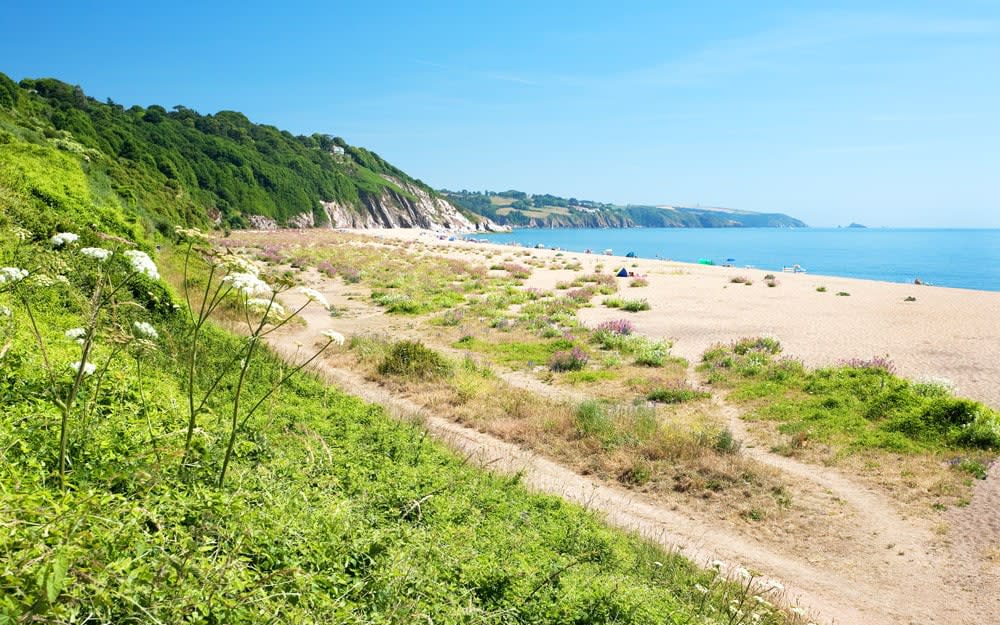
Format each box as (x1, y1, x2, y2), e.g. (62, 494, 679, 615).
(3, 1, 999, 227)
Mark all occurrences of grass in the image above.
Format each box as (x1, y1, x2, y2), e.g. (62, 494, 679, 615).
(701, 338, 1000, 456)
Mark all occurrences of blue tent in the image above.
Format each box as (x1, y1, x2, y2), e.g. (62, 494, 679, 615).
(616, 267, 629, 277)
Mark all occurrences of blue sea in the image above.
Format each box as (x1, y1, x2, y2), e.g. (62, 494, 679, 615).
(476, 228, 1000, 292)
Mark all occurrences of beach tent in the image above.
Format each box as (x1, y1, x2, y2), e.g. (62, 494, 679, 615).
(616, 267, 630, 277)
(625, 251, 637, 258)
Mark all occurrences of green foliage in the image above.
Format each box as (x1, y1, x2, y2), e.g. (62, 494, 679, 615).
(647, 386, 711, 404)
(377, 340, 453, 379)
(0, 74, 439, 234)
(702, 339, 1000, 453)
(620, 298, 651, 312)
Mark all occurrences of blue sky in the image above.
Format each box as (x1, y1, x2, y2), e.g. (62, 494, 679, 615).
(3, 1, 999, 226)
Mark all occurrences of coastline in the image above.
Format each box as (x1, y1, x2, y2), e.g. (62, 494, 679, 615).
(344, 227, 1000, 409)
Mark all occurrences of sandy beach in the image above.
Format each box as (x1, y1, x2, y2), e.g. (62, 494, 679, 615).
(350, 227, 1000, 410)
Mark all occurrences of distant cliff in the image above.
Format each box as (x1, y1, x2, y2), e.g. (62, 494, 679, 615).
(444, 190, 807, 229)
(0, 72, 499, 233)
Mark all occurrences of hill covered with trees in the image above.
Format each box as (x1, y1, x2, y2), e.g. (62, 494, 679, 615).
(444, 189, 807, 228)
(0, 72, 490, 234)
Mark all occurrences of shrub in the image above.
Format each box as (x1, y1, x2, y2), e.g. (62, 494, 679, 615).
(646, 385, 710, 404)
(634, 341, 670, 367)
(549, 347, 589, 372)
(602, 296, 625, 309)
(904, 296, 917, 302)
(836, 291, 850, 297)
(621, 298, 651, 312)
(816, 286, 827, 292)
(377, 341, 452, 379)
(629, 277, 648, 287)
(575, 400, 612, 437)
(840, 356, 896, 375)
(564, 287, 595, 302)
(730, 275, 751, 284)
(714, 428, 741, 454)
(502, 263, 531, 279)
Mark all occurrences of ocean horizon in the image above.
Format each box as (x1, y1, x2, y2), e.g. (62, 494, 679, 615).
(476, 227, 1000, 293)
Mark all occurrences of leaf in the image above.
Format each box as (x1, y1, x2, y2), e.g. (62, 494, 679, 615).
(46, 554, 68, 604)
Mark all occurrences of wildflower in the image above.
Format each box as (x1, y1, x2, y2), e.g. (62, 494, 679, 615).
(133, 321, 159, 340)
(766, 580, 784, 592)
(652, 561, 663, 567)
(247, 297, 286, 316)
(11, 226, 31, 241)
(124, 250, 160, 279)
(321, 329, 345, 345)
(174, 226, 207, 242)
(0, 267, 29, 284)
(736, 567, 752, 580)
(298, 287, 330, 309)
(694, 584, 708, 594)
(51, 232, 80, 247)
(80, 247, 113, 262)
(753, 596, 772, 608)
(0, 306, 11, 317)
(65, 327, 87, 344)
(69, 361, 96, 376)
(790, 606, 807, 616)
(225, 271, 271, 296)
(710, 560, 724, 569)
(222, 254, 259, 276)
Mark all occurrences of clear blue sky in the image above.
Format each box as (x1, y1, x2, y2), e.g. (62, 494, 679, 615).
(4, 1, 999, 227)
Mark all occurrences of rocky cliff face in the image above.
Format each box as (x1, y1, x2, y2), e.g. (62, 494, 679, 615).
(312, 177, 503, 232)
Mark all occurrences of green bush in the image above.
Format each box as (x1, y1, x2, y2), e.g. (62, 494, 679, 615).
(377, 340, 452, 379)
(621, 298, 651, 312)
(647, 386, 710, 404)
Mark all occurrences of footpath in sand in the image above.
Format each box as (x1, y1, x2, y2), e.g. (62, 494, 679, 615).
(245, 229, 1000, 625)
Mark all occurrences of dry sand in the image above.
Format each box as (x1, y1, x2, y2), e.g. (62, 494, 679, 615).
(354, 228, 1000, 409)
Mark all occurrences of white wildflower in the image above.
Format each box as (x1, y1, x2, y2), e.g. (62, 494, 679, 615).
(321, 329, 345, 345)
(224, 271, 271, 296)
(0, 305, 11, 317)
(766, 580, 784, 592)
(790, 606, 807, 616)
(11, 226, 31, 241)
(736, 567, 752, 580)
(652, 561, 663, 567)
(174, 226, 207, 242)
(65, 327, 87, 344)
(69, 361, 96, 376)
(298, 286, 330, 309)
(694, 583, 708, 594)
(133, 321, 159, 339)
(753, 596, 772, 608)
(222, 254, 259, 276)
(124, 250, 159, 279)
(710, 560, 724, 570)
(0, 267, 29, 284)
(80, 247, 113, 262)
(247, 297, 286, 316)
(51, 232, 80, 247)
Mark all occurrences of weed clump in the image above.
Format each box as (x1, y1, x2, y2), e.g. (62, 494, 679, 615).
(377, 341, 452, 379)
(549, 347, 589, 372)
(647, 385, 710, 404)
(621, 298, 651, 312)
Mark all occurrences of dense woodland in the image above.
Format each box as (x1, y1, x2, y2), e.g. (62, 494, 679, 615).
(0, 72, 440, 233)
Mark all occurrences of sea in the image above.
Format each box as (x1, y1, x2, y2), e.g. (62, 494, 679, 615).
(474, 228, 1000, 293)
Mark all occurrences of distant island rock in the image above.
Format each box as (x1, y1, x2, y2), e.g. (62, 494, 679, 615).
(848, 223, 867, 228)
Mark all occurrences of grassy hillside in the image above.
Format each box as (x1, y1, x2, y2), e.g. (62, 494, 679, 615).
(445, 189, 807, 228)
(0, 80, 789, 624)
(0, 71, 455, 233)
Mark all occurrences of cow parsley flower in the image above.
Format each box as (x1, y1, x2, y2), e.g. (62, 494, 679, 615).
(11, 226, 31, 241)
(224, 271, 271, 296)
(80, 247, 113, 262)
(790, 607, 807, 617)
(298, 287, 330, 309)
(222, 255, 259, 276)
(247, 297, 285, 316)
(0, 305, 11, 317)
(65, 327, 87, 344)
(51, 232, 80, 247)
(0, 267, 29, 284)
(133, 321, 159, 339)
(124, 250, 159, 279)
(321, 329, 345, 345)
(69, 361, 96, 376)
(736, 567, 752, 580)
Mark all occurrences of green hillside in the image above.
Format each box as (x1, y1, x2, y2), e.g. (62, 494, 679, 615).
(0, 72, 473, 234)
(445, 189, 807, 228)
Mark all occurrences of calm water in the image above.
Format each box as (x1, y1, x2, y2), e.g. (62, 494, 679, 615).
(476, 228, 1000, 292)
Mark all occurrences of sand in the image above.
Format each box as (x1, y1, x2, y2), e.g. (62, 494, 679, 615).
(352, 227, 1000, 409)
